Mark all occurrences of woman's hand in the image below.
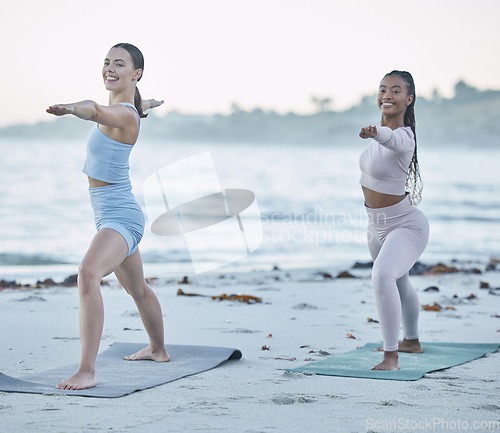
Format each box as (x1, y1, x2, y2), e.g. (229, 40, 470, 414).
(359, 125, 378, 139)
(46, 104, 75, 116)
(142, 99, 164, 112)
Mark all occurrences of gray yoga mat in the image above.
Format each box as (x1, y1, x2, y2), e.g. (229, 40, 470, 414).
(288, 342, 499, 381)
(0, 343, 242, 398)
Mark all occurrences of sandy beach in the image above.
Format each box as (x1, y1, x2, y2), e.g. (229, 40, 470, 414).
(1, 260, 499, 433)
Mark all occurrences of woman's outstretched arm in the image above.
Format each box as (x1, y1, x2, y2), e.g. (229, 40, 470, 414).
(47, 100, 96, 119)
(47, 101, 137, 129)
(141, 99, 164, 113)
(359, 125, 378, 139)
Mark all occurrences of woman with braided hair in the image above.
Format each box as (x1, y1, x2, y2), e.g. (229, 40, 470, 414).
(359, 70, 429, 370)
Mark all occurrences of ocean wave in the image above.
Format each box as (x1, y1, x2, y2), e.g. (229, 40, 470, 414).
(430, 215, 500, 223)
(0, 253, 71, 266)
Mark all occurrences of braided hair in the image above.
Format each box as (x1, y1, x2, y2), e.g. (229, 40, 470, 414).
(383, 70, 423, 205)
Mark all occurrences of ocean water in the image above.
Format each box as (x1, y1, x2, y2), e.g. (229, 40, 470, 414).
(1, 136, 499, 281)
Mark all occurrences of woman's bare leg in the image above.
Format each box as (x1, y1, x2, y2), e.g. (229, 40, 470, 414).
(56, 229, 129, 390)
(114, 249, 170, 362)
(375, 338, 423, 353)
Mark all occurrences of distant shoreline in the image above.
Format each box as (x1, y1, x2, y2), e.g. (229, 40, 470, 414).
(2, 81, 499, 146)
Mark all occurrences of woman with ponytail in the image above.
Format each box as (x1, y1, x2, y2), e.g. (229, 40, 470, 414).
(358, 71, 429, 370)
(47, 43, 169, 390)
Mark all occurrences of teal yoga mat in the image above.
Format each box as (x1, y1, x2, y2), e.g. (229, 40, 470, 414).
(0, 343, 242, 398)
(288, 342, 499, 381)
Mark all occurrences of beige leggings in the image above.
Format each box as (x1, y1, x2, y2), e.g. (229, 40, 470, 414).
(366, 194, 429, 352)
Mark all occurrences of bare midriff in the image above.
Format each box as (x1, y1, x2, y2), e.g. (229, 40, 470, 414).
(362, 186, 406, 209)
(88, 177, 114, 188)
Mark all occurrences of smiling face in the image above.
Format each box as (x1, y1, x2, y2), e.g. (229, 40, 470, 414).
(377, 74, 414, 121)
(102, 47, 142, 92)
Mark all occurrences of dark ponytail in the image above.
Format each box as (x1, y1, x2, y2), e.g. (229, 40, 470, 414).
(112, 42, 148, 118)
(134, 87, 147, 118)
(384, 70, 422, 205)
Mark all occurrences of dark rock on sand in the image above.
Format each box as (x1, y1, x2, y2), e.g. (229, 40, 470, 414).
(464, 268, 482, 274)
(486, 263, 497, 271)
(336, 271, 356, 278)
(61, 274, 78, 286)
(352, 261, 373, 269)
(0, 279, 22, 289)
(36, 278, 58, 288)
(429, 263, 460, 274)
(316, 272, 333, 279)
(409, 261, 431, 276)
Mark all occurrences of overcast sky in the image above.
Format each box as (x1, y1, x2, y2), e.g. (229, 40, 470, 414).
(2, 0, 499, 127)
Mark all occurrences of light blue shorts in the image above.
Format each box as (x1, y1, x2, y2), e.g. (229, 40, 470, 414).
(89, 182, 145, 256)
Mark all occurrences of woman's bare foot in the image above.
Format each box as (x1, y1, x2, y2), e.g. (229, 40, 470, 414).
(55, 369, 97, 390)
(398, 338, 423, 353)
(372, 350, 400, 371)
(375, 338, 423, 353)
(124, 345, 170, 362)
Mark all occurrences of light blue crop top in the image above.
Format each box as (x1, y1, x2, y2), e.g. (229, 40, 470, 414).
(359, 126, 415, 195)
(82, 102, 139, 184)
